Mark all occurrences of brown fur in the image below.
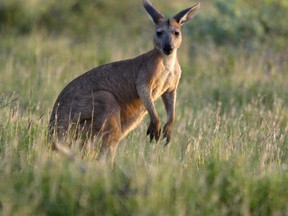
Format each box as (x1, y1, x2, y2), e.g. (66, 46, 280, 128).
(49, 0, 200, 161)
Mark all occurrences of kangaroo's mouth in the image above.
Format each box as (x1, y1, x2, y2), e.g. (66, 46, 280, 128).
(163, 48, 173, 55)
(162, 43, 174, 55)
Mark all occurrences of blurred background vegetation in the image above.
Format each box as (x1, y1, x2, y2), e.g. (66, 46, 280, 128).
(1, 0, 288, 50)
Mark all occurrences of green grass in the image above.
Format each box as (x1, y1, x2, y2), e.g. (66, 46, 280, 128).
(1, 32, 288, 215)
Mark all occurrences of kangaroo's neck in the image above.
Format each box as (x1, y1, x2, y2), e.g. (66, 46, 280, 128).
(151, 48, 178, 71)
(163, 50, 177, 71)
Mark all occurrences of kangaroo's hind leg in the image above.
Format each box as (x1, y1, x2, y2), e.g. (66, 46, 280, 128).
(85, 91, 122, 163)
(96, 109, 121, 163)
(50, 90, 122, 162)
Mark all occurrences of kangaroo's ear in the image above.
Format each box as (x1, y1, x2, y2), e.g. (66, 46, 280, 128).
(173, 2, 200, 25)
(142, 0, 165, 24)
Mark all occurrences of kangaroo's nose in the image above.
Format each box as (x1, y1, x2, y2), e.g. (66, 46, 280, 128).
(163, 45, 173, 55)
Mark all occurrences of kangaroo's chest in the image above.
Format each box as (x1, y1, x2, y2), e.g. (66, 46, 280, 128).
(152, 67, 181, 99)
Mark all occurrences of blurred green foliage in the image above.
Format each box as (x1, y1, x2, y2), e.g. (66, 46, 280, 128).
(190, 0, 288, 49)
(0, 0, 144, 38)
(0, 0, 287, 50)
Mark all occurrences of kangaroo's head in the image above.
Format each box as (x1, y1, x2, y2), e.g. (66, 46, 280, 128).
(143, 0, 200, 56)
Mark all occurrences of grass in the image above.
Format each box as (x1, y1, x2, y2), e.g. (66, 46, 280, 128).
(1, 32, 288, 215)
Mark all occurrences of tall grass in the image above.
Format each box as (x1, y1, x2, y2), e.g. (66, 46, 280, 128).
(1, 31, 288, 215)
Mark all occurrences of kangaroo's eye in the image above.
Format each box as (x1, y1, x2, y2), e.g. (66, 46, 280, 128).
(156, 31, 163, 37)
(174, 31, 180, 37)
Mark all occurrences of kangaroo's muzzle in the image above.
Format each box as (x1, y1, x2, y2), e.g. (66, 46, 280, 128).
(163, 45, 173, 55)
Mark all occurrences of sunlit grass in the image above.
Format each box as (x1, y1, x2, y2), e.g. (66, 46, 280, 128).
(1, 33, 288, 215)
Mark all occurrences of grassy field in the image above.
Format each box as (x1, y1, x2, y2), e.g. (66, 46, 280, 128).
(1, 0, 288, 215)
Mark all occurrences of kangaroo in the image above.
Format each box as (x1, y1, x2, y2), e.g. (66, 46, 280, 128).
(49, 0, 200, 161)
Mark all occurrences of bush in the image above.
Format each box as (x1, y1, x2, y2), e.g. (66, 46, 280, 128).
(190, 0, 288, 49)
(0, 0, 142, 37)
(0, 0, 287, 49)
